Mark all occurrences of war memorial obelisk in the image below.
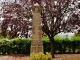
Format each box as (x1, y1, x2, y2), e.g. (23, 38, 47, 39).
(31, 3, 43, 53)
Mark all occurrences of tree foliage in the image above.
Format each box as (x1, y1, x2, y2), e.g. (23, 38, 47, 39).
(1, 2, 29, 38)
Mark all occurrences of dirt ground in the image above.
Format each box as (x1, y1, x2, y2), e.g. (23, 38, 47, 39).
(0, 54, 80, 60)
(54, 54, 80, 60)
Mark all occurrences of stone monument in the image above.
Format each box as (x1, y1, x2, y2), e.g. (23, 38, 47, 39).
(31, 3, 43, 53)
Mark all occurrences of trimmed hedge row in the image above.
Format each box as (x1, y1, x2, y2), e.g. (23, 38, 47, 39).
(0, 38, 31, 54)
(54, 40, 80, 53)
(0, 38, 80, 54)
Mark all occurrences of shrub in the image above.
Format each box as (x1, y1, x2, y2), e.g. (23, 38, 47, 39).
(43, 40, 51, 53)
(30, 52, 52, 60)
(0, 38, 31, 54)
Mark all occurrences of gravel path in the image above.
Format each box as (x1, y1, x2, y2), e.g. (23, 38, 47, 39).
(55, 54, 80, 60)
(0, 54, 30, 60)
(0, 54, 80, 60)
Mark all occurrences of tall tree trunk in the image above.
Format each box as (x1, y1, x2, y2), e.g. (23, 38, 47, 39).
(49, 36, 54, 58)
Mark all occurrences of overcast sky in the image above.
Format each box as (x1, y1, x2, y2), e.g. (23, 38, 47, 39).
(58, 32, 74, 38)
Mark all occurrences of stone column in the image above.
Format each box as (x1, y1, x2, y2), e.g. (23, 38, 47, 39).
(30, 3, 43, 53)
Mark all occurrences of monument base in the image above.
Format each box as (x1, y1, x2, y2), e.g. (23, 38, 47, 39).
(31, 45, 43, 53)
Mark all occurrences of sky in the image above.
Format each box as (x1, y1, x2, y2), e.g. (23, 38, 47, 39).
(58, 32, 74, 38)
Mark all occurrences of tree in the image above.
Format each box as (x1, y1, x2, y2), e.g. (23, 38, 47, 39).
(1, 2, 29, 38)
(66, 0, 80, 36)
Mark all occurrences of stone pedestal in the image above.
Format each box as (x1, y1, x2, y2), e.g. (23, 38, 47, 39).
(30, 3, 43, 53)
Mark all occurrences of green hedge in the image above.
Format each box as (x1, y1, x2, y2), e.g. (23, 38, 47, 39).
(54, 40, 80, 53)
(0, 38, 31, 54)
(0, 38, 80, 54)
